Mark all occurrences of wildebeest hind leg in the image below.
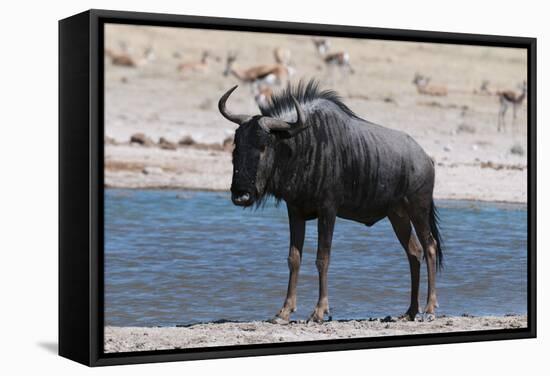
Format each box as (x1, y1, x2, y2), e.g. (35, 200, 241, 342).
(409, 200, 439, 321)
(271, 206, 306, 324)
(388, 205, 422, 321)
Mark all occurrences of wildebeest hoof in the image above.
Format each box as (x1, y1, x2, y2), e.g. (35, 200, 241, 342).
(306, 313, 325, 324)
(422, 313, 436, 322)
(398, 311, 419, 321)
(268, 316, 290, 325)
(306, 318, 322, 325)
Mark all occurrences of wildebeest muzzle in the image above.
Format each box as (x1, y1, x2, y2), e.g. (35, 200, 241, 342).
(231, 191, 253, 206)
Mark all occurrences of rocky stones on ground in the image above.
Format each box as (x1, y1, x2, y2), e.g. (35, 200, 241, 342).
(178, 135, 196, 146)
(480, 161, 524, 171)
(130, 133, 154, 147)
(142, 166, 163, 175)
(381, 315, 396, 323)
(159, 137, 178, 150)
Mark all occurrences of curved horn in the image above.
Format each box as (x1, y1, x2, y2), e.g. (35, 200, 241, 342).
(258, 96, 307, 136)
(218, 85, 252, 125)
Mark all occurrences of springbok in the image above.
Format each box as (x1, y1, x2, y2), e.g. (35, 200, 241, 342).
(497, 81, 527, 132)
(312, 38, 330, 55)
(177, 51, 212, 75)
(413, 73, 448, 96)
(312, 38, 355, 75)
(105, 44, 155, 68)
(473, 80, 492, 95)
(223, 52, 292, 88)
(274, 47, 292, 65)
(254, 85, 274, 108)
(105, 48, 136, 67)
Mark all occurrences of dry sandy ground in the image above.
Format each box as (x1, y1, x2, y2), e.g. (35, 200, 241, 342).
(104, 315, 526, 353)
(104, 24, 528, 203)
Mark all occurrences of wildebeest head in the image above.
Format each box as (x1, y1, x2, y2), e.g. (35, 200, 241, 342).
(218, 85, 307, 207)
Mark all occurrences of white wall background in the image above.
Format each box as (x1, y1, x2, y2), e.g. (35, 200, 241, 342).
(0, 0, 546, 373)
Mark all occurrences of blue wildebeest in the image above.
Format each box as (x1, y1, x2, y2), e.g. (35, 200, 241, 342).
(218, 81, 443, 323)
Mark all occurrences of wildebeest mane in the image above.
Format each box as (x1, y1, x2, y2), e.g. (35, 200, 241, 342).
(253, 80, 374, 211)
(259, 80, 359, 121)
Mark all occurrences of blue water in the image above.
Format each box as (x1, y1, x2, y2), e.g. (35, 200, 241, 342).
(104, 189, 528, 327)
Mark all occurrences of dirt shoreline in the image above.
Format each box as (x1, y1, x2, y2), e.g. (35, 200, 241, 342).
(104, 315, 527, 353)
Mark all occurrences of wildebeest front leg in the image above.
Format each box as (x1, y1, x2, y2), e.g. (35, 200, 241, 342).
(308, 209, 336, 323)
(272, 206, 305, 323)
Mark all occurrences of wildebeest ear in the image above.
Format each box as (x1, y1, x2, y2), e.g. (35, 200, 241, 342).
(258, 117, 309, 138)
(257, 96, 308, 138)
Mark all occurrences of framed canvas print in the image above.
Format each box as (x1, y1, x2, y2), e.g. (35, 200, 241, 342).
(59, 9, 536, 366)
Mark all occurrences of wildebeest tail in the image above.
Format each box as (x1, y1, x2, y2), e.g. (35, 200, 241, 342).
(429, 200, 444, 272)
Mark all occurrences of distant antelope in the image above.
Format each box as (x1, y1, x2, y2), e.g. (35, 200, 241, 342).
(177, 51, 212, 75)
(497, 81, 527, 132)
(312, 38, 355, 74)
(313, 38, 330, 55)
(254, 85, 274, 107)
(105, 45, 155, 68)
(473, 80, 492, 95)
(224, 52, 292, 88)
(105, 48, 136, 67)
(143, 46, 156, 62)
(273, 47, 292, 65)
(413, 73, 448, 96)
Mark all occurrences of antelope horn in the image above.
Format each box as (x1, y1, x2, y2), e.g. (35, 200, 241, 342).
(218, 86, 252, 125)
(258, 96, 307, 136)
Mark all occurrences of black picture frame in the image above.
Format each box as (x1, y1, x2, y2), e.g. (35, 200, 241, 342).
(59, 9, 537, 367)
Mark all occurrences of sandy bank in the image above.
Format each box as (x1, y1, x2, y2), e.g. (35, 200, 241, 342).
(104, 315, 526, 353)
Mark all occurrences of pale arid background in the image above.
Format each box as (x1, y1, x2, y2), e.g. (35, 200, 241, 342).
(105, 24, 528, 203)
(103, 24, 528, 352)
